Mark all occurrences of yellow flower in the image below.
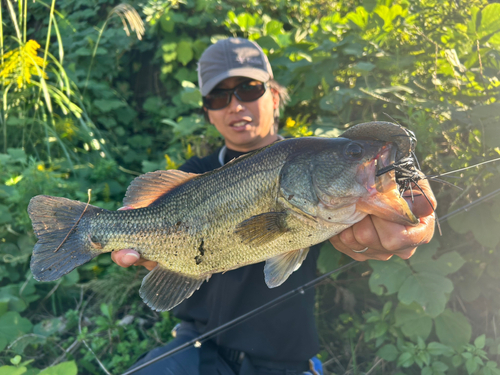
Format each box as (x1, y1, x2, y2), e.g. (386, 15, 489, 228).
(185, 144, 194, 159)
(164, 154, 179, 170)
(0, 40, 48, 89)
(285, 117, 296, 128)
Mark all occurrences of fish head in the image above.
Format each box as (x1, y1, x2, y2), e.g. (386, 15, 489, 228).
(311, 138, 419, 226)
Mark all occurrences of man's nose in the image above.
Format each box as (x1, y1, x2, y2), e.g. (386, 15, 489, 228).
(227, 93, 244, 112)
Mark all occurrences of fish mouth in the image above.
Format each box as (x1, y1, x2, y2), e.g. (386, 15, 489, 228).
(356, 143, 419, 226)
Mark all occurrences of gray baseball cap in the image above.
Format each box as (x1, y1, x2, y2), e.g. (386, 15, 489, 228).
(198, 37, 273, 96)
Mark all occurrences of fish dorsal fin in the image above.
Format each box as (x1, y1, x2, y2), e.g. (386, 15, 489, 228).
(140, 265, 205, 311)
(123, 170, 198, 208)
(235, 212, 289, 246)
(264, 248, 310, 288)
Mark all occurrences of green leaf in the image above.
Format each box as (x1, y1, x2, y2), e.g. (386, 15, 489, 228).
(475, 334, 486, 349)
(34, 318, 63, 337)
(317, 241, 342, 279)
(10, 356, 21, 365)
(38, 361, 77, 375)
(432, 361, 449, 372)
(10, 334, 46, 354)
(265, 20, 284, 36)
(427, 342, 455, 357)
(466, 357, 478, 374)
(452, 354, 463, 367)
(448, 203, 500, 248)
(417, 336, 426, 350)
(177, 40, 194, 66)
(477, 4, 500, 40)
(162, 42, 177, 63)
(418, 350, 431, 367)
(397, 351, 414, 368)
(398, 272, 453, 317)
(352, 62, 375, 73)
(0, 312, 33, 351)
(160, 14, 175, 32)
(467, 6, 480, 37)
(0, 205, 13, 224)
(236, 13, 257, 32)
(395, 302, 432, 341)
(7, 148, 26, 162)
(60, 269, 79, 286)
(256, 36, 280, 51)
(0, 366, 27, 375)
(435, 309, 472, 348)
(180, 84, 202, 107)
(93, 99, 125, 113)
(346, 6, 369, 30)
(377, 344, 398, 361)
(409, 241, 465, 276)
(368, 257, 412, 295)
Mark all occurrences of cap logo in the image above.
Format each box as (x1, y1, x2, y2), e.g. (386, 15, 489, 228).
(236, 56, 262, 65)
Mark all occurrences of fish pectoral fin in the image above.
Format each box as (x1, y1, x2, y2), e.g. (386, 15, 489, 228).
(123, 170, 198, 209)
(139, 265, 205, 311)
(264, 248, 310, 288)
(235, 212, 289, 246)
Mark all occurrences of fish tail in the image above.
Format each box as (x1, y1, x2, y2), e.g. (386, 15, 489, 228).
(28, 195, 102, 282)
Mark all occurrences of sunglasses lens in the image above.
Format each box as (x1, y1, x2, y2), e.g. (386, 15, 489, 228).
(203, 92, 230, 110)
(235, 82, 266, 102)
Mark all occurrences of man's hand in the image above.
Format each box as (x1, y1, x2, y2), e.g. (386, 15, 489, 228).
(330, 179, 436, 261)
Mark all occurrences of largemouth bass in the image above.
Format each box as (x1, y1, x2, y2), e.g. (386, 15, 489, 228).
(28, 122, 419, 311)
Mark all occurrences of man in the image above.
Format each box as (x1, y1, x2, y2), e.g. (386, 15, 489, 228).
(113, 38, 436, 375)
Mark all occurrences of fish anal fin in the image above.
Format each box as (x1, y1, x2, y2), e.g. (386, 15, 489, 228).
(264, 248, 310, 288)
(139, 265, 205, 311)
(124, 170, 198, 209)
(235, 212, 289, 246)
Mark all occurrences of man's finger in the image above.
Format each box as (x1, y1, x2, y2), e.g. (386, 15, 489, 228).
(111, 249, 157, 270)
(371, 213, 435, 252)
(111, 250, 140, 267)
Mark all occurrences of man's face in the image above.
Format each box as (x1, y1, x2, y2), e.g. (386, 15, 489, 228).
(206, 77, 279, 152)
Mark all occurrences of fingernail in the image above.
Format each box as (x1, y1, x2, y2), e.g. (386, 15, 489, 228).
(123, 252, 140, 265)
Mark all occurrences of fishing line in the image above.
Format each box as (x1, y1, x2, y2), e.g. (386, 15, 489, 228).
(425, 156, 500, 179)
(437, 187, 500, 223)
(121, 260, 358, 375)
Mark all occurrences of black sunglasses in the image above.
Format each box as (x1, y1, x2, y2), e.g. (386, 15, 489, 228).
(203, 81, 267, 110)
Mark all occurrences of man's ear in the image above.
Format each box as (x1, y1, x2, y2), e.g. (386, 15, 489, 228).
(270, 88, 280, 110)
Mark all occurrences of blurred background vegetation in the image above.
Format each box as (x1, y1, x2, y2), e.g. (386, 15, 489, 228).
(1, 0, 500, 373)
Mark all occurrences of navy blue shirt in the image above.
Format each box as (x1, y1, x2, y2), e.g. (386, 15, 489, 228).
(173, 147, 321, 361)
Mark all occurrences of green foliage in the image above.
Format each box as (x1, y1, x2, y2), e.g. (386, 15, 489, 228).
(1, 0, 500, 373)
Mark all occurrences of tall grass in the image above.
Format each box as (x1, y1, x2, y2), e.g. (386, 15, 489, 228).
(0, 0, 144, 168)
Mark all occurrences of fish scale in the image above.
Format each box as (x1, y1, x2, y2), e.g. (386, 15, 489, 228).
(28, 122, 420, 311)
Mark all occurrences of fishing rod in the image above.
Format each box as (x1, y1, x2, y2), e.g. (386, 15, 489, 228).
(122, 157, 500, 375)
(121, 260, 358, 375)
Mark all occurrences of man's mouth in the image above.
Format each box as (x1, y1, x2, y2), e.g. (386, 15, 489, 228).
(231, 120, 251, 128)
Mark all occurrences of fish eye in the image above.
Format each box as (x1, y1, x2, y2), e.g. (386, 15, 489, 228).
(344, 142, 364, 159)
